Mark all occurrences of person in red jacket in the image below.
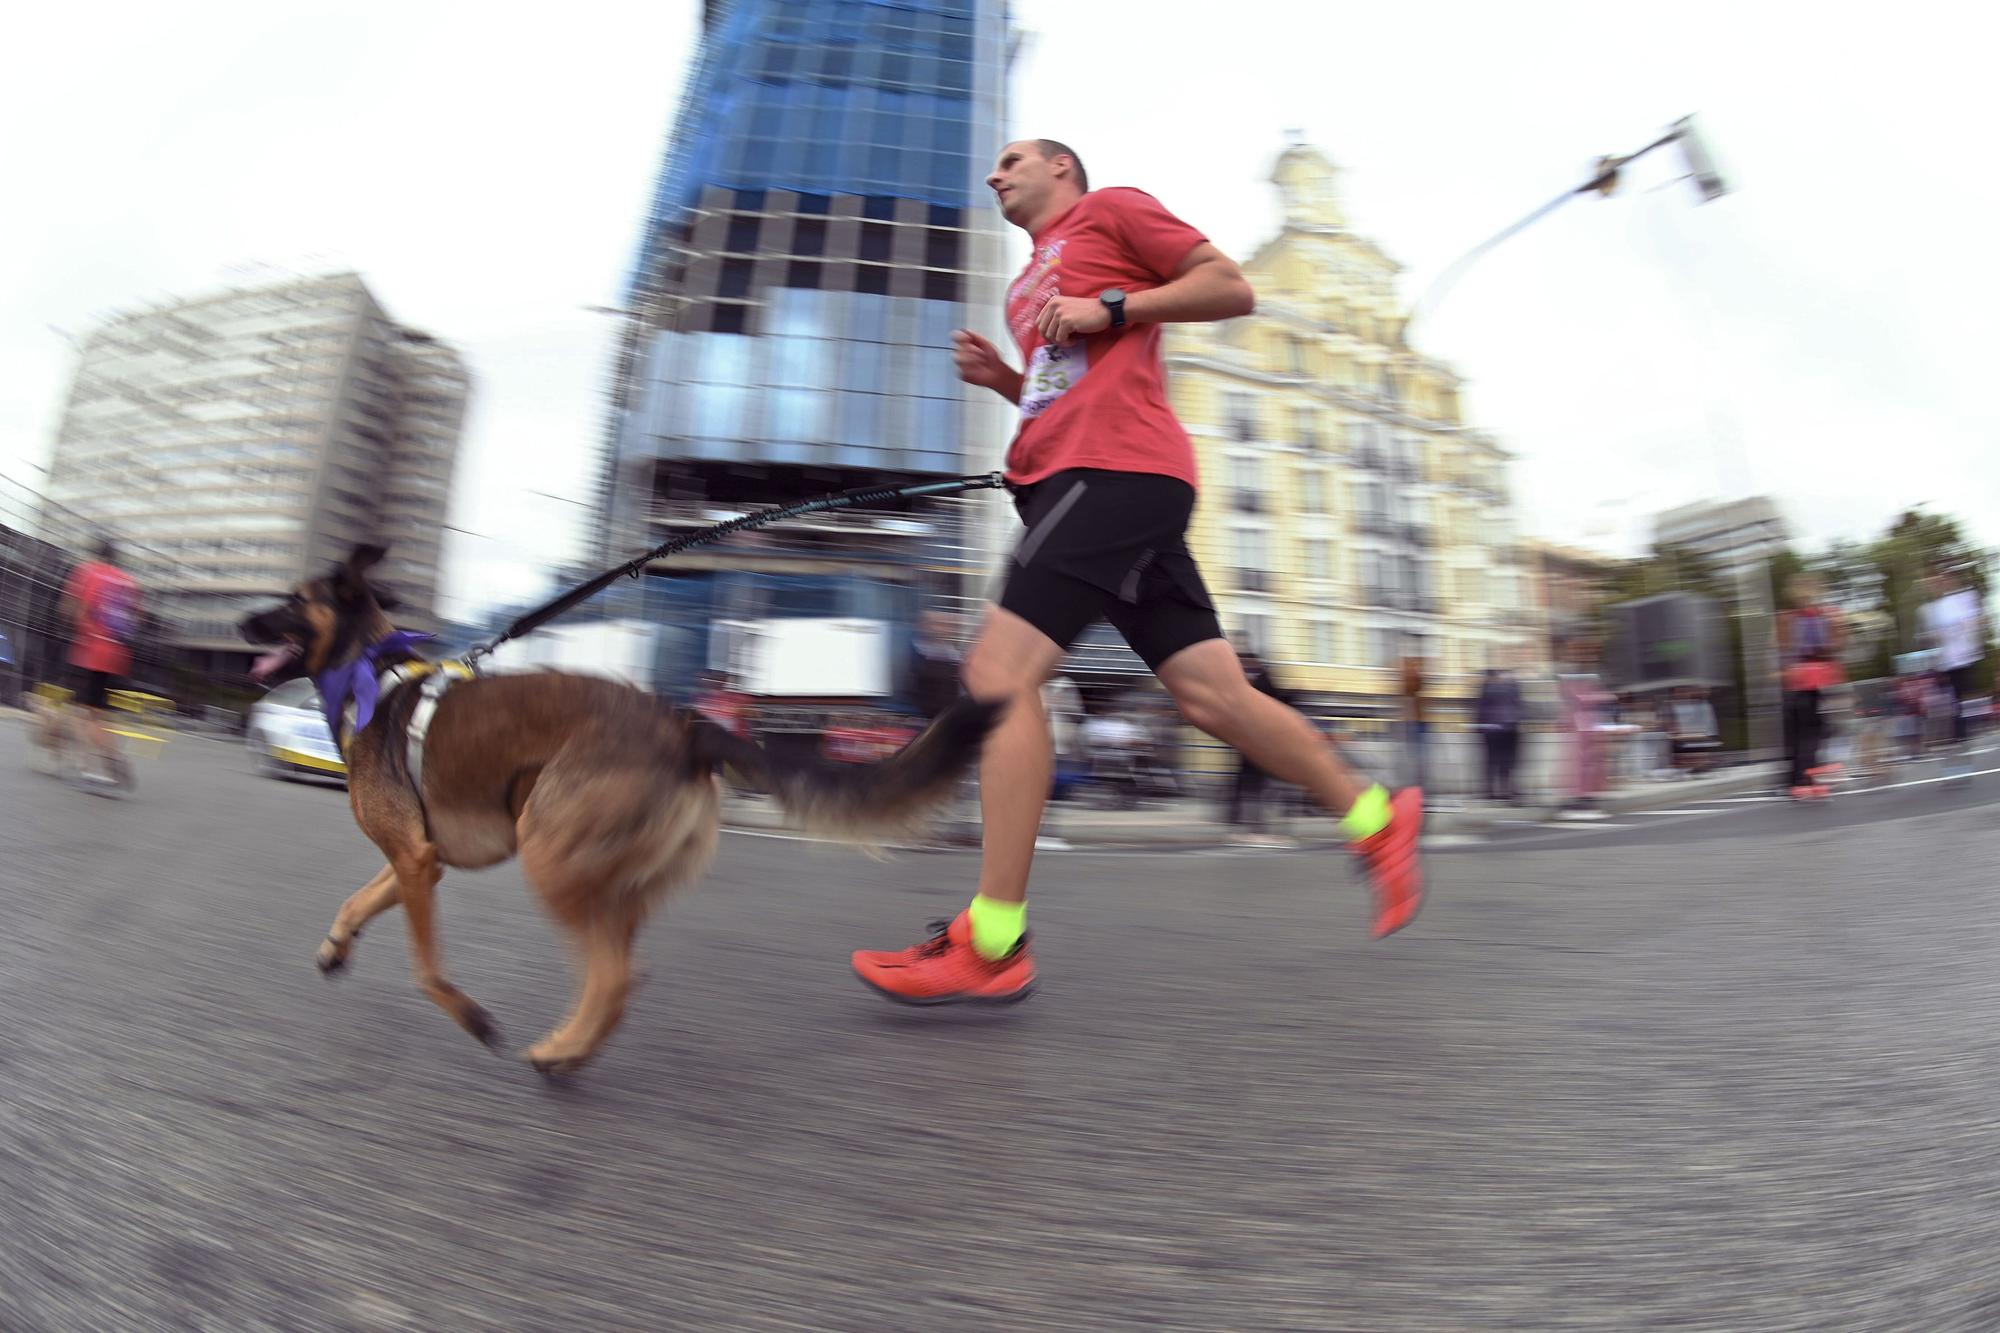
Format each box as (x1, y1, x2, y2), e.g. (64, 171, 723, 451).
(61, 536, 141, 788)
(850, 140, 1423, 1007)
(1779, 574, 1843, 799)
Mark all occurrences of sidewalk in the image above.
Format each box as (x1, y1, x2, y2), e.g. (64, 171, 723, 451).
(721, 761, 1786, 849)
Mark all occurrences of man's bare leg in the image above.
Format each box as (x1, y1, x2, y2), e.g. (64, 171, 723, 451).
(961, 606, 1069, 906)
(1156, 639, 1367, 815)
(848, 605, 1064, 1002)
(1158, 639, 1423, 936)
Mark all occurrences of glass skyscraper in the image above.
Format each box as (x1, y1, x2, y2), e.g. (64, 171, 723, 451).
(595, 0, 1016, 652)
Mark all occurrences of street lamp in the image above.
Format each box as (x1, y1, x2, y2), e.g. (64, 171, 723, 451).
(1399, 115, 1730, 348)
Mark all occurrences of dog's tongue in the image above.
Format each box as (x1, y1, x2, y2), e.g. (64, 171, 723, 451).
(250, 642, 300, 683)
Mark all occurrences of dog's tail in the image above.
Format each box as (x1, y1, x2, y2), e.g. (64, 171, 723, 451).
(688, 696, 1003, 844)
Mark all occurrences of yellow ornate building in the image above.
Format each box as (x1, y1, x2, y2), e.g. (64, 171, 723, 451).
(1165, 140, 1538, 716)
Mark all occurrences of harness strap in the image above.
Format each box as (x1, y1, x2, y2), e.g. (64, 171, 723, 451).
(338, 658, 473, 839)
(405, 672, 453, 799)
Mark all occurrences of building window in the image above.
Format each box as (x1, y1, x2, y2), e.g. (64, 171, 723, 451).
(922, 269, 960, 302)
(1310, 620, 1335, 664)
(925, 228, 960, 269)
(1232, 527, 1269, 591)
(719, 258, 754, 299)
(860, 222, 892, 263)
(1348, 419, 1377, 465)
(1236, 610, 1272, 654)
(1357, 478, 1384, 523)
(1303, 536, 1331, 580)
(726, 216, 761, 253)
(1299, 466, 1325, 514)
(1294, 404, 1318, 450)
(1226, 391, 1256, 442)
(1229, 453, 1262, 504)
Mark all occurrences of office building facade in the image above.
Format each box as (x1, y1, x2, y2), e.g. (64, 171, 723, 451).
(592, 0, 1015, 689)
(39, 273, 469, 671)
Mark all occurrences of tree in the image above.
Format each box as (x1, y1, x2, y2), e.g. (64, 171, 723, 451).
(1767, 546, 1808, 611)
(1870, 509, 1991, 657)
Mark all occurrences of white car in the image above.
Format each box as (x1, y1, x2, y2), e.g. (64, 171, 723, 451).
(246, 678, 347, 781)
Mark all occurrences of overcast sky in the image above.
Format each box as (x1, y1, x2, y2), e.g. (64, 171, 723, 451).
(4, 2, 1992, 619)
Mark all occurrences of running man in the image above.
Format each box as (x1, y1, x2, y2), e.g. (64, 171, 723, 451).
(850, 140, 1423, 1005)
(60, 536, 141, 788)
(1920, 566, 1987, 749)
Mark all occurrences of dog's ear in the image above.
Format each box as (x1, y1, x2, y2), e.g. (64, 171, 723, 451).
(335, 544, 389, 605)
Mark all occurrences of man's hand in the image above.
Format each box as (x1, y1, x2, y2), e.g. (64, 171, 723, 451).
(952, 329, 1023, 403)
(1034, 295, 1111, 347)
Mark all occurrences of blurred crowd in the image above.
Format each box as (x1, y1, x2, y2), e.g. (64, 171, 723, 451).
(667, 562, 1993, 834)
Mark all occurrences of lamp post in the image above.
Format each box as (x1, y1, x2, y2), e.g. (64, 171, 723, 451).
(1398, 115, 1730, 348)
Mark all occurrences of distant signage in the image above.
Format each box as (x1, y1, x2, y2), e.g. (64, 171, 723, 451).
(1605, 593, 1726, 689)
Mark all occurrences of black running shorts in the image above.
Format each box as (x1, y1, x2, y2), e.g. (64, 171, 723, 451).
(998, 468, 1224, 671)
(71, 668, 117, 710)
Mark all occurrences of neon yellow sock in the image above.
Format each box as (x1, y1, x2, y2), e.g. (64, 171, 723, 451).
(967, 894, 1026, 961)
(1339, 783, 1392, 841)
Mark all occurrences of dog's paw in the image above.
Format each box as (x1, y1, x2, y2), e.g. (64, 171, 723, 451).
(462, 1004, 503, 1051)
(315, 937, 349, 975)
(524, 1044, 589, 1078)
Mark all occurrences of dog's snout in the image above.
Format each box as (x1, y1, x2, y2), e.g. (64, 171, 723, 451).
(239, 609, 281, 644)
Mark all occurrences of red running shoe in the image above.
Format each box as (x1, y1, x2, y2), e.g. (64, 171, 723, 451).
(1354, 787, 1424, 938)
(851, 910, 1037, 1006)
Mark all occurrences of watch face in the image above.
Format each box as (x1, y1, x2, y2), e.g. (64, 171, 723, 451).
(1101, 289, 1125, 304)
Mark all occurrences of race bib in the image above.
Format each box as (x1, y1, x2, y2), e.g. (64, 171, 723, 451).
(1019, 342, 1088, 420)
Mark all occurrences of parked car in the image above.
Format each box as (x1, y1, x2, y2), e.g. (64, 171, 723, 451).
(245, 678, 345, 781)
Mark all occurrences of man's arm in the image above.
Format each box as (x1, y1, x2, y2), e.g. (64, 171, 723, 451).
(1126, 243, 1257, 325)
(1034, 242, 1256, 345)
(951, 329, 1022, 404)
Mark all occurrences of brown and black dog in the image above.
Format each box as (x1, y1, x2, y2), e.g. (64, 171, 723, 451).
(240, 544, 997, 1075)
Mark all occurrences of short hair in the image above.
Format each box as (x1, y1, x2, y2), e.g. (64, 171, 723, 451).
(94, 535, 119, 565)
(1034, 139, 1089, 193)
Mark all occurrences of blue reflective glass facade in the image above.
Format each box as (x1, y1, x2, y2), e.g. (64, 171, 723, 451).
(601, 0, 1010, 528)
(627, 0, 994, 303)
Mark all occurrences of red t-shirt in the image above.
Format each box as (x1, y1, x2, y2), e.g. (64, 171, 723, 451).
(1003, 187, 1210, 489)
(63, 561, 140, 676)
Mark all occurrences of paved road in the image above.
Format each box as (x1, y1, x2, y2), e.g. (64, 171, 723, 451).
(4, 721, 1999, 1331)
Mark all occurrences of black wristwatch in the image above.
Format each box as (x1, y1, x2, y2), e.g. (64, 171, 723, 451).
(1099, 288, 1127, 329)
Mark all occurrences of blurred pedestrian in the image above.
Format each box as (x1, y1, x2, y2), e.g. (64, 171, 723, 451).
(1041, 672, 1085, 802)
(1227, 650, 1289, 837)
(1920, 567, 1986, 749)
(1475, 667, 1524, 802)
(1669, 686, 1720, 776)
(909, 609, 963, 721)
(693, 670, 750, 738)
(1557, 638, 1613, 816)
(1779, 573, 1843, 799)
(1400, 650, 1428, 798)
(59, 536, 140, 789)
